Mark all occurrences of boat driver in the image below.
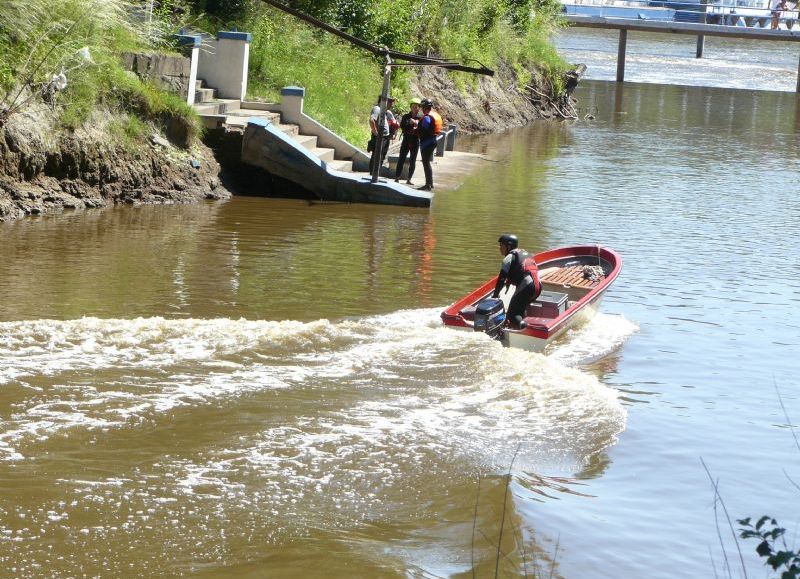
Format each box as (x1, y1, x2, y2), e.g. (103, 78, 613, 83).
(491, 234, 541, 330)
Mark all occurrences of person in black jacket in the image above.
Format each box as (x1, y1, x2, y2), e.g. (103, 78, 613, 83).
(394, 98, 422, 184)
(492, 234, 541, 330)
(416, 98, 441, 191)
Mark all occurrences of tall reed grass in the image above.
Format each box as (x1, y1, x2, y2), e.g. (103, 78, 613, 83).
(0, 0, 199, 145)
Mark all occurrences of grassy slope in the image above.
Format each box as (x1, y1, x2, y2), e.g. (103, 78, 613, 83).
(0, 0, 200, 149)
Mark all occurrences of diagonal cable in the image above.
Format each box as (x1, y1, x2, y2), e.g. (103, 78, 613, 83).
(258, 0, 494, 76)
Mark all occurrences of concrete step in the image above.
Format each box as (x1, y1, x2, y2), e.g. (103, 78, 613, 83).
(294, 134, 318, 149)
(276, 123, 299, 137)
(327, 159, 354, 172)
(222, 109, 281, 128)
(198, 101, 352, 170)
(193, 98, 241, 115)
(196, 87, 216, 103)
(311, 147, 335, 163)
(199, 114, 227, 130)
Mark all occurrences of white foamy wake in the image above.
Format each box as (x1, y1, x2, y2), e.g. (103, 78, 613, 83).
(0, 310, 637, 561)
(547, 312, 639, 366)
(0, 310, 633, 470)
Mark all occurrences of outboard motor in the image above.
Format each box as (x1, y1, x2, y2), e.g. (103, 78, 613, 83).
(473, 298, 506, 340)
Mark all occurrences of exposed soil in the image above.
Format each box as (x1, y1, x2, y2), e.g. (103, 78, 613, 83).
(0, 105, 229, 222)
(410, 63, 580, 134)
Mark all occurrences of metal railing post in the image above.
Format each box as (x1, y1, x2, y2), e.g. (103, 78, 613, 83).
(445, 124, 457, 151)
(435, 133, 446, 157)
(370, 51, 392, 183)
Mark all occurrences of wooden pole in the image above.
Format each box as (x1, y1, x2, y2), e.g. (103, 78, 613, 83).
(616, 29, 627, 83)
(696, 35, 705, 58)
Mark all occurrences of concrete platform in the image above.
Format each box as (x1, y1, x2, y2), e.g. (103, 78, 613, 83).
(417, 150, 493, 191)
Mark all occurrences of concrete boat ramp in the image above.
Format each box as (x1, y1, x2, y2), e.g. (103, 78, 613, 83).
(170, 32, 488, 208)
(196, 86, 486, 208)
(240, 117, 432, 207)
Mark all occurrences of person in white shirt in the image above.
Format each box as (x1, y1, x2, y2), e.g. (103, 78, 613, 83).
(368, 95, 396, 173)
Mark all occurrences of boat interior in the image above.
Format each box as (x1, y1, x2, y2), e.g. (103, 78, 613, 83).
(458, 255, 612, 323)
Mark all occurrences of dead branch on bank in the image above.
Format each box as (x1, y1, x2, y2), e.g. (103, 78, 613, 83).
(521, 64, 587, 121)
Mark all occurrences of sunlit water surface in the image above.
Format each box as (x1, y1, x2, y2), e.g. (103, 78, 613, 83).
(1, 37, 799, 579)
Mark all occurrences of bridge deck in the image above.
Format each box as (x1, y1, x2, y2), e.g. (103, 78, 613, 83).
(566, 15, 800, 41)
(566, 14, 800, 91)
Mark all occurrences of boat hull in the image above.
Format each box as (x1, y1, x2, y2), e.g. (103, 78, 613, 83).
(503, 292, 604, 351)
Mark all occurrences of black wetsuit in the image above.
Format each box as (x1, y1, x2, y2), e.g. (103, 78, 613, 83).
(395, 112, 420, 181)
(492, 248, 541, 329)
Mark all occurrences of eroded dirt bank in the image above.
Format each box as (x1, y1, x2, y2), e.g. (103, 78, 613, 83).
(0, 107, 229, 223)
(411, 64, 579, 134)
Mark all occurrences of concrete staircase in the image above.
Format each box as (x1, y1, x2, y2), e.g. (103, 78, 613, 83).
(192, 79, 355, 173)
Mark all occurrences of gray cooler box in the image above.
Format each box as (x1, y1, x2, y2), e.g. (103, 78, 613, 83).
(527, 290, 568, 319)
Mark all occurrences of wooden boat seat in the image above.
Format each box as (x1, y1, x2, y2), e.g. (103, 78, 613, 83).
(539, 265, 604, 290)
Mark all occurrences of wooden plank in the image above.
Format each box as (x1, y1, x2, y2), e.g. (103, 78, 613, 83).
(541, 265, 603, 289)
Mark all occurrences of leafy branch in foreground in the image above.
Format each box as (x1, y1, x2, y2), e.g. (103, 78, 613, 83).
(738, 516, 800, 579)
(715, 385, 800, 579)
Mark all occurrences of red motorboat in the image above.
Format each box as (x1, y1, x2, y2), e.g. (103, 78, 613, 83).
(441, 245, 622, 351)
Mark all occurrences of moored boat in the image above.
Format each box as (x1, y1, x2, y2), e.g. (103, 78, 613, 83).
(441, 245, 622, 351)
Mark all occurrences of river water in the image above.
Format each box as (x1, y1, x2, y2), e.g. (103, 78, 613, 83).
(1, 29, 799, 578)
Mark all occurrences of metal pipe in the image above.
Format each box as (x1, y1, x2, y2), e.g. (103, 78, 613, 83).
(370, 53, 393, 184)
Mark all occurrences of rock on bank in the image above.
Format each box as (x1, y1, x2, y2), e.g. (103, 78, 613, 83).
(0, 107, 229, 223)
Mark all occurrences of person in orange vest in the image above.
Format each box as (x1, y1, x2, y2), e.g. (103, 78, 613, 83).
(416, 98, 442, 191)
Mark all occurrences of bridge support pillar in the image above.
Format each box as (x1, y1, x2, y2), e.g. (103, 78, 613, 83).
(797, 53, 800, 93)
(616, 29, 627, 83)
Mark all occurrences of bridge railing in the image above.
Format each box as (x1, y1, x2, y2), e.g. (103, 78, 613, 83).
(563, 0, 800, 28)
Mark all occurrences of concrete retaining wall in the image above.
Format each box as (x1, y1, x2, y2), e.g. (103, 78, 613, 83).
(121, 51, 193, 100)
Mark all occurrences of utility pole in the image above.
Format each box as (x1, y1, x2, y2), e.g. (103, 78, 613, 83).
(370, 50, 392, 184)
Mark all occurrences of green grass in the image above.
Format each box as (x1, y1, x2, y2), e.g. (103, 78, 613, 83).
(107, 115, 150, 150)
(0, 0, 201, 147)
(244, 11, 403, 147)
(199, 0, 569, 144)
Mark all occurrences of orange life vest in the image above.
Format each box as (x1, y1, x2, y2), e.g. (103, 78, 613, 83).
(429, 110, 443, 135)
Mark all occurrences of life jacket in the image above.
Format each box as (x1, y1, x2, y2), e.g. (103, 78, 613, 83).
(509, 249, 541, 293)
(429, 110, 443, 135)
(419, 110, 443, 140)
